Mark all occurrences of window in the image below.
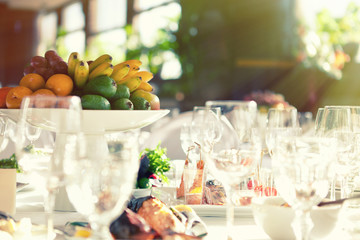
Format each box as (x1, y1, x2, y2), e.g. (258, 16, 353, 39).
(36, 0, 181, 79)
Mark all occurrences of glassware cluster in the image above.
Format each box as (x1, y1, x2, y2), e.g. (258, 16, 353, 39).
(6, 93, 360, 240)
(14, 95, 140, 240)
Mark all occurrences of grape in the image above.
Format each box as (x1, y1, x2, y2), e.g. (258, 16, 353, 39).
(34, 67, 54, 80)
(33, 67, 48, 78)
(48, 56, 63, 68)
(45, 50, 63, 67)
(44, 50, 58, 61)
(87, 60, 93, 66)
(53, 61, 68, 74)
(23, 65, 35, 75)
(30, 56, 48, 68)
(42, 68, 54, 80)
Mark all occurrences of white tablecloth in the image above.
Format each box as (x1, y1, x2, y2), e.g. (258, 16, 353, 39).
(15, 184, 351, 240)
(14, 185, 271, 240)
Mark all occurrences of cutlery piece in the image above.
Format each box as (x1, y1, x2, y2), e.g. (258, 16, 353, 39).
(317, 197, 359, 207)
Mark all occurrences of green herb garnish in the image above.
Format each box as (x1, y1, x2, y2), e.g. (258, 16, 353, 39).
(141, 143, 171, 183)
(0, 153, 22, 173)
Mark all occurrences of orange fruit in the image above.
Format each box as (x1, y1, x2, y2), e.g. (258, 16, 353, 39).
(0, 87, 12, 108)
(31, 89, 56, 96)
(31, 89, 57, 108)
(45, 74, 73, 96)
(6, 86, 33, 109)
(19, 73, 46, 91)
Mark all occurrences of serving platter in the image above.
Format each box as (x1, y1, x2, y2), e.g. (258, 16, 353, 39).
(189, 204, 252, 218)
(0, 109, 170, 133)
(2, 108, 169, 212)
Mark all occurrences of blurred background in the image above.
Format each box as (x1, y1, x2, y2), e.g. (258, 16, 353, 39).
(1, 0, 360, 113)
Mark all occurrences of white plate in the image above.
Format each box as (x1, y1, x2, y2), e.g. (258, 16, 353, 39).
(0, 109, 170, 133)
(189, 205, 252, 218)
(132, 188, 152, 198)
(16, 182, 29, 192)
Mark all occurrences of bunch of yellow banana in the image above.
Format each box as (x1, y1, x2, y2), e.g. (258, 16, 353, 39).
(88, 54, 113, 81)
(68, 52, 90, 89)
(68, 52, 80, 79)
(111, 59, 154, 92)
(68, 52, 155, 93)
(74, 60, 89, 89)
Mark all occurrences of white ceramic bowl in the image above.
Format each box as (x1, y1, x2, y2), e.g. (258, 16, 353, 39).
(251, 196, 341, 240)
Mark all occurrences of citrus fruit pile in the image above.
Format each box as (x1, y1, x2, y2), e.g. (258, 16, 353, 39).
(0, 50, 160, 110)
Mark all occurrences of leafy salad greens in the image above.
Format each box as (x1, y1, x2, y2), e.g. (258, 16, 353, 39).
(141, 143, 171, 183)
(0, 154, 21, 173)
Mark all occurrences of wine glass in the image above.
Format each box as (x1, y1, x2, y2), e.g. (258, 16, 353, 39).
(191, 106, 223, 152)
(318, 106, 355, 199)
(16, 95, 82, 239)
(205, 100, 257, 143)
(314, 108, 324, 136)
(203, 126, 261, 239)
(25, 123, 42, 145)
(180, 122, 200, 163)
(265, 107, 300, 158)
(66, 130, 140, 239)
(0, 114, 10, 154)
(273, 136, 336, 240)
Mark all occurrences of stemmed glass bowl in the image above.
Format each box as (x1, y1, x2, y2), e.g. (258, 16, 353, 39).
(203, 133, 261, 239)
(273, 136, 337, 240)
(198, 105, 261, 239)
(65, 130, 140, 239)
(16, 95, 82, 239)
(265, 107, 300, 158)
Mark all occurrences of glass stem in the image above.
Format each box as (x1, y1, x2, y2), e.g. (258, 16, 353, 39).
(90, 221, 112, 240)
(291, 209, 313, 240)
(341, 176, 349, 199)
(330, 175, 336, 201)
(44, 188, 56, 240)
(225, 184, 235, 240)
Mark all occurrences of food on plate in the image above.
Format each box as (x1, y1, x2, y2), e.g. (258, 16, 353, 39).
(63, 221, 92, 238)
(135, 196, 186, 235)
(111, 195, 206, 239)
(177, 159, 205, 205)
(203, 180, 226, 205)
(110, 209, 156, 239)
(4, 50, 161, 109)
(136, 144, 171, 189)
(0, 211, 33, 239)
(171, 205, 207, 237)
(0, 154, 21, 173)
